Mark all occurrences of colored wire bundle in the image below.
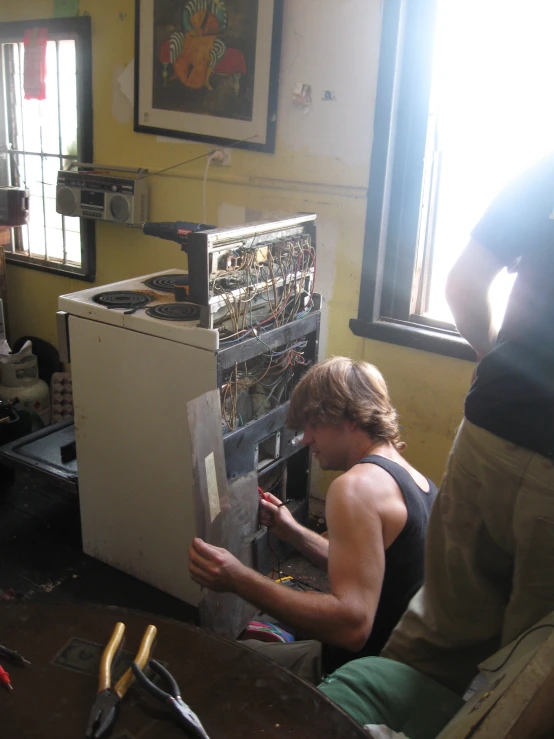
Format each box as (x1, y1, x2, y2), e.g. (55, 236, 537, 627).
(215, 234, 316, 344)
(220, 340, 309, 431)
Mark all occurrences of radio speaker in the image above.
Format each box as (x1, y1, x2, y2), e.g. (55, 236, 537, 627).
(56, 187, 77, 216)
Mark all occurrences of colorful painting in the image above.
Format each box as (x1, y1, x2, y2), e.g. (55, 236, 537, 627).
(135, 0, 283, 152)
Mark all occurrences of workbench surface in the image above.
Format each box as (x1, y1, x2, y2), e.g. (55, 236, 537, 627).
(0, 600, 366, 738)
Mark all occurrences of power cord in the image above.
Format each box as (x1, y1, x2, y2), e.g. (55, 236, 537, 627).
(202, 152, 216, 224)
(481, 623, 554, 674)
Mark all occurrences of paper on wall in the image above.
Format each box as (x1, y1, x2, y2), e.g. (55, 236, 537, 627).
(117, 61, 134, 106)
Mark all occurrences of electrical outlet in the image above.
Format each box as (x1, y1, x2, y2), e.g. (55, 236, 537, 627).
(210, 148, 232, 166)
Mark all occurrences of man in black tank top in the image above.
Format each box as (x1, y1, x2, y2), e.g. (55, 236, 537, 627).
(189, 357, 437, 682)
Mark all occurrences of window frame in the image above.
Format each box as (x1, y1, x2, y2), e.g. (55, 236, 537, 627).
(0, 16, 95, 281)
(349, 0, 475, 361)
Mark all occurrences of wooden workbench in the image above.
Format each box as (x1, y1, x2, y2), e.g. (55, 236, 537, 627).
(0, 601, 367, 738)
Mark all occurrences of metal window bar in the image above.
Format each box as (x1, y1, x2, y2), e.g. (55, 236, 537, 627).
(56, 40, 66, 264)
(15, 42, 28, 255)
(0, 49, 9, 188)
(38, 97, 48, 262)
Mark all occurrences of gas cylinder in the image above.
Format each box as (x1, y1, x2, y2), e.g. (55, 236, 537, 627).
(0, 354, 51, 425)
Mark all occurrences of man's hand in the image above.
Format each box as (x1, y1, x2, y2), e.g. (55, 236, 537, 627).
(188, 538, 247, 593)
(259, 490, 298, 542)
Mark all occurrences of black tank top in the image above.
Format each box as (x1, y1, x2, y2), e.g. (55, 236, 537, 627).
(322, 455, 437, 674)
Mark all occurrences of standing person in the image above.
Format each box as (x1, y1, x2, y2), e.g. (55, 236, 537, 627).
(382, 154, 554, 695)
(189, 357, 437, 683)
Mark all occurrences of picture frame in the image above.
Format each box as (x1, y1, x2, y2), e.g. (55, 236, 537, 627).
(134, 0, 283, 153)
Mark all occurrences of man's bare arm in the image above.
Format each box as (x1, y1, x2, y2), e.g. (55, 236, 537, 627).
(446, 239, 504, 359)
(190, 476, 384, 651)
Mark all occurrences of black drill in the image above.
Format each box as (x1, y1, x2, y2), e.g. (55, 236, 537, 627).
(142, 221, 213, 252)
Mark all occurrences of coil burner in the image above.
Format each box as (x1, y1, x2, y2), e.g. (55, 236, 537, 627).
(143, 273, 189, 292)
(146, 303, 200, 322)
(93, 291, 151, 311)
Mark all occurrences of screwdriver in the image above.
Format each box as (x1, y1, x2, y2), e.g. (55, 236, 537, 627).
(258, 486, 286, 507)
(0, 645, 31, 667)
(0, 664, 13, 692)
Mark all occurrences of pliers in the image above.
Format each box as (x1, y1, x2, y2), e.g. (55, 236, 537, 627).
(131, 659, 211, 738)
(85, 621, 157, 738)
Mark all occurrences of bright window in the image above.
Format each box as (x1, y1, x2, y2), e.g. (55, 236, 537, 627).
(0, 17, 94, 279)
(418, 0, 554, 331)
(352, 0, 554, 359)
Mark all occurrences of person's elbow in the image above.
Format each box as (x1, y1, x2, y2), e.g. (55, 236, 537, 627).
(446, 239, 503, 316)
(332, 609, 373, 652)
(445, 260, 478, 316)
(445, 267, 465, 313)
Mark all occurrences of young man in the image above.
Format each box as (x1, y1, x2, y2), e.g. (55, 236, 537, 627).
(188, 357, 436, 682)
(382, 153, 554, 695)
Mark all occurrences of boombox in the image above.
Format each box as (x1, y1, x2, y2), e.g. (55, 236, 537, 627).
(56, 169, 149, 226)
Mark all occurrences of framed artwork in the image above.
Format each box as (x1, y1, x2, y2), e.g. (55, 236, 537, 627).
(134, 0, 283, 153)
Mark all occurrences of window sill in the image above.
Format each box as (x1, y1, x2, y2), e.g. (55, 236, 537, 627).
(6, 253, 95, 281)
(349, 317, 476, 362)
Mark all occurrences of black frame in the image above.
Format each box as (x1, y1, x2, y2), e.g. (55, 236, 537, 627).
(0, 16, 95, 281)
(134, 0, 283, 154)
(349, 0, 475, 361)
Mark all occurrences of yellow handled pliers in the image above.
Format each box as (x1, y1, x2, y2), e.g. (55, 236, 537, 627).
(85, 621, 157, 738)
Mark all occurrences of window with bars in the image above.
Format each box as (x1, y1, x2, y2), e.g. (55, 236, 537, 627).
(0, 17, 94, 280)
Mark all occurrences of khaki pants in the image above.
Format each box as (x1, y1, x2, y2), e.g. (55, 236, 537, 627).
(382, 419, 554, 695)
(240, 639, 323, 685)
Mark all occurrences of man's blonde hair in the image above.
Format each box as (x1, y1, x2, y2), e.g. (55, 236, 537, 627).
(287, 357, 405, 451)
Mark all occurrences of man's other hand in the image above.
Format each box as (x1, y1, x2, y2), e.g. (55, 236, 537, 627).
(188, 538, 246, 592)
(259, 490, 298, 542)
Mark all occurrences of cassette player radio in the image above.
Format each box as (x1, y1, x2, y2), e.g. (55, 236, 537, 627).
(56, 167, 149, 226)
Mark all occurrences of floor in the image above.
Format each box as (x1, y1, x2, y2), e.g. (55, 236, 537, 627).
(0, 469, 327, 620)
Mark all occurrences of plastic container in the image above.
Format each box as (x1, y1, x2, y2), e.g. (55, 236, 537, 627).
(0, 354, 51, 426)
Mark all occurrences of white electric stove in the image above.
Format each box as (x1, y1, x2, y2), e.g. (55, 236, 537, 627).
(58, 270, 223, 606)
(59, 269, 218, 351)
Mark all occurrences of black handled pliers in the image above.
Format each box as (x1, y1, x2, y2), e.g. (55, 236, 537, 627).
(85, 622, 157, 738)
(131, 659, 211, 738)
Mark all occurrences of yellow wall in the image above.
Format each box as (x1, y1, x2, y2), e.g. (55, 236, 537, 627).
(0, 0, 473, 488)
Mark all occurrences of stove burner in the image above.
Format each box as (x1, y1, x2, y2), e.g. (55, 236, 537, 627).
(93, 291, 151, 310)
(143, 273, 189, 292)
(146, 303, 200, 322)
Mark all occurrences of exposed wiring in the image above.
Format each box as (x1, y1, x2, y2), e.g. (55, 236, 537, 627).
(220, 338, 310, 430)
(214, 234, 315, 344)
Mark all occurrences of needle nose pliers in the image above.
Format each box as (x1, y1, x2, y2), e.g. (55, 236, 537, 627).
(85, 621, 157, 738)
(131, 658, 211, 738)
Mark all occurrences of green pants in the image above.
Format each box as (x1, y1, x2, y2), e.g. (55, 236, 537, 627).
(319, 657, 463, 739)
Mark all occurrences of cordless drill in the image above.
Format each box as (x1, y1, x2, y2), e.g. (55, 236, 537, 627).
(142, 221, 214, 252)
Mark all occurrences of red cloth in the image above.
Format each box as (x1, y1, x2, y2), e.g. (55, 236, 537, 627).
(23, 27, 48, 100)
(214, 48, 246, 76)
